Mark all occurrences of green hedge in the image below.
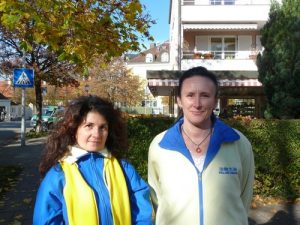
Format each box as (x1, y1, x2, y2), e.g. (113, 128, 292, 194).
(126, 117, 174, 179)
(127, 117, 300, 200)
(226, 119, 300, 200)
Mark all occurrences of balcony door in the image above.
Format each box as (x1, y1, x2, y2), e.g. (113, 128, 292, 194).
(210, 37, 236, 59)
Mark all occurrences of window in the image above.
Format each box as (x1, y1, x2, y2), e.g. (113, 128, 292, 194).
(210, 37, 236, 59)
(224, 0, 235, 5)
(210, 0, 221, 5)
(227, 98, 255, 117)
(145, 53, 153, 63)
(161, 52, 169, 62)
(142, 100, 157, 107)
(183, 0, 194, 5)
(210, 0, 235, 5)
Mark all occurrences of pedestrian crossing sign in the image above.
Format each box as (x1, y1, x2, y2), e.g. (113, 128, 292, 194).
(13, 68, 34, 88)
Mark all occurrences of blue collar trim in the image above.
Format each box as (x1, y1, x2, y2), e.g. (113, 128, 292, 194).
(159, 117, 240, 168)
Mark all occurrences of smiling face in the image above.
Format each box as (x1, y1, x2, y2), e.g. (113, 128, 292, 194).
(75, 111, 109, 152)
(177, 75, 217, 128)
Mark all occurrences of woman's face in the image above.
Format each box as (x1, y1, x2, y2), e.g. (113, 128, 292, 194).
(177, 75, 217, 128)
(75, 111, 108, 152)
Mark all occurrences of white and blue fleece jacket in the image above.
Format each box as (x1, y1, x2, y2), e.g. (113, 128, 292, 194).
(148, 118, 254, 225)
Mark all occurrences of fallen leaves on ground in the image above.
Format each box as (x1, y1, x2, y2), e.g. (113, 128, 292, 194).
(14, 214, 23, 220)
(23, 197, 32, 204)
(251, 194, 297, 208)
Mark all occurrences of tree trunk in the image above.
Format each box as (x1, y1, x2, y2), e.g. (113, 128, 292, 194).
(35, 76, 43, 133)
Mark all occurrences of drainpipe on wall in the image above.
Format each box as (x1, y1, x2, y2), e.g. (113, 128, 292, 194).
(178, 0, 182, 71)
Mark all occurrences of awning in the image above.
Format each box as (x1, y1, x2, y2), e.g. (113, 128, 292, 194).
(183, 24, 258, 30)
(147, 70, 260, 80)
(148, 79, 262, 87)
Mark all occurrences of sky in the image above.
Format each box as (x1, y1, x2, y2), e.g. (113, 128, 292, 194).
(139, 0, 170, 49)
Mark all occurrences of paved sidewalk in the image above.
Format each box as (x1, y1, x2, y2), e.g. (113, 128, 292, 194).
(0, 136, 299, 225)
(0, 137, 45, 225)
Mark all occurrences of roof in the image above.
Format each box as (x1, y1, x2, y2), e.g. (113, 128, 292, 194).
(127, 41, 170, 63)
(0, 93, 9, 100)
(0, 80, 14, 98)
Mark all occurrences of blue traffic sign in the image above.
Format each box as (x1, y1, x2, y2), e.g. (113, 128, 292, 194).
(13, 68, 34, 88)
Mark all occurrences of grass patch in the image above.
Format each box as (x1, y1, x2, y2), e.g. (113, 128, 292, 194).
(0, 166, 23, 198)
(26, 130, 48, 139)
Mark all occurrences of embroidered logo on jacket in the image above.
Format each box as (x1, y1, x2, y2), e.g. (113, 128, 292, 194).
(219, 167, 238, 175)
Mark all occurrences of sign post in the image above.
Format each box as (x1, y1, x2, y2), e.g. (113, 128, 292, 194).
(13, 68, 34, 146)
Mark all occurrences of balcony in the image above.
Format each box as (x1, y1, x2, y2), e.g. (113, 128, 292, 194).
(181, 50, 260, 71)
(183, 0, 271, 5)
(181, 0, 271, 26)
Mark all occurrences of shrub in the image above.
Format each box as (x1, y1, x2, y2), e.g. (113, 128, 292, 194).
(226, 119, 300, 200)
(127, 117, 174, 180)
(127, 117, 300, 200)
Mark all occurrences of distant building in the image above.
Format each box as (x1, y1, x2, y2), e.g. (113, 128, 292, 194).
(0, 79, 33, 120)
(126, 41, 173, 115)
(145, 0, 281, 118)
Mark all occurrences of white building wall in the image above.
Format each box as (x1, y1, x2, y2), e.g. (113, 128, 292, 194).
(10, 105, 32, 120)
(169, 0, 180, 70)
(126, 62, 172, 114)
(0, 99, 11, 121)
(182, 5, 271, 25)
(169, 0, 281, 73)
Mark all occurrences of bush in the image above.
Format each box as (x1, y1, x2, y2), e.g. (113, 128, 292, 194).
(226, 118, 300, 200)
(127, 117, 300, 201)
(127, 117, 174, 180)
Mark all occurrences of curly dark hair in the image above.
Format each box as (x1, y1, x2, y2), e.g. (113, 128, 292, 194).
(39, 95, 128, 177)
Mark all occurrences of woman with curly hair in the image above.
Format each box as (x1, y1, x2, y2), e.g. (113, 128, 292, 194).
(33, 95, 152, 225)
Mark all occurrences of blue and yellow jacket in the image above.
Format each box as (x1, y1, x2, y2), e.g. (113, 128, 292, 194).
(148, 118, 255, 225)
(33, 146, 152, 225)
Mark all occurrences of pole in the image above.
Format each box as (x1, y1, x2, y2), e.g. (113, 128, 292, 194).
(178, 0, 182, 71)
(21, 88, 26, 146)
(20, 50, 26, 146)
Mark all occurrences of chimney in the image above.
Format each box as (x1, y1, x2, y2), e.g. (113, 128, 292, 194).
(150, 43, 156, 49)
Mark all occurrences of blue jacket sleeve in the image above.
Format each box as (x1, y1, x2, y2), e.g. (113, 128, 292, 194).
(33, 165, 67, 225)
(121, 160, 153, 225)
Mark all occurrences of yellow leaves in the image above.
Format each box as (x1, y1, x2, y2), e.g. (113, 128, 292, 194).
(1, 14, 20, 28)
(252, 194, 288, 208)
(14, 214, 23, 220)
(0, 1, 7, 11)
(33, 32, 44, 43)
(128, 1, 142, 14)
(23, 197, 32, 204)
(23, 12, 30, 19)
(11, 220, 22, 225)
(48, 14, 57, 23)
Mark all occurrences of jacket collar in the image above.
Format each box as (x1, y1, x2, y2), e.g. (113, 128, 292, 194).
(61, 146, 111, 164)
(159, 117, 240, 169)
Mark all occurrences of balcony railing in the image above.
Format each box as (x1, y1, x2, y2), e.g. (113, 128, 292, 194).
(183, 0, 271, 6)
(183, 50, 260, 60)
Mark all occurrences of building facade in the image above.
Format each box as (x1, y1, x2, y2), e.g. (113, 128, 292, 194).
(126, 42, 173, 115)
(147, 0, 280, 118)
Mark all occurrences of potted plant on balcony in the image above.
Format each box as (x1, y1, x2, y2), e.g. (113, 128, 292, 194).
(249, 48, 259, 60)
(203, 52, 214, 59)
(194, 52, 202, 59)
